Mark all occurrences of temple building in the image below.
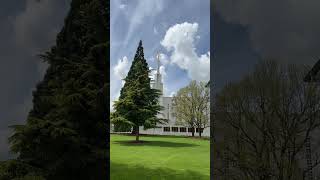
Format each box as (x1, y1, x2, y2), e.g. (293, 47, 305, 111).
(139, 53, 210, 137)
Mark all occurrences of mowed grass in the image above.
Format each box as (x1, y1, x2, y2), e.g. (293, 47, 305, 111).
(110, 134, 210, 180)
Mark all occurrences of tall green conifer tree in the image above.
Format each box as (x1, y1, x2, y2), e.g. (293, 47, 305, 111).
(112, 41, 166, 141)
(0, 0, 109, 179)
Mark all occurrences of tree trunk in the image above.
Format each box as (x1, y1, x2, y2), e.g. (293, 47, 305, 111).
(191, 127, 195, 137)
(199, 130, 202, 138)
(135, 126, 139, 141)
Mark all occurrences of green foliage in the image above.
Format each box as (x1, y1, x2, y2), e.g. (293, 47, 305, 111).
(111, 112, 133, 132)
(0, 160, 45, 180)
(172, 80, 210, 137)
(5, 0, 109, 179)
(112, 41, 167, 134)
(12, 175, 46, 180)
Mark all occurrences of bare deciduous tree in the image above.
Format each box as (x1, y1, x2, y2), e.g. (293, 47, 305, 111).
(214, 60, 320, 180)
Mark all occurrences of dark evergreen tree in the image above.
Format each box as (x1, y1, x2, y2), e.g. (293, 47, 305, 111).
(112, 41, 167, 141)
(0, 0, 109, 179)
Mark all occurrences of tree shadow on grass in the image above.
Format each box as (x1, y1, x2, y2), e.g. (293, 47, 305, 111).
(113, 140, 199, 148)
(110, 162, 209, 180)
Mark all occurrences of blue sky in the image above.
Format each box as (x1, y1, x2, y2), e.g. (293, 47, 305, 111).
(110, 0, 210, 110)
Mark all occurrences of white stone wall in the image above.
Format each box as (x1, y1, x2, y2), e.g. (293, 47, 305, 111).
(141, 95, 210, 137)
(139, 126, 210, 137)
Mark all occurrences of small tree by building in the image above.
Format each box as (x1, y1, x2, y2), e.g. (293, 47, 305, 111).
(172, 80, 210, 137)
(194, 81, 210, 137)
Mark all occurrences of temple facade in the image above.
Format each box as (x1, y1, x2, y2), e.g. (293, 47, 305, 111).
(139, 54, 210, 137)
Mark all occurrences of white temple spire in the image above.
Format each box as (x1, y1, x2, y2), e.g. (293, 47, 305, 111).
(153, 51, 163, 96)
(156, 52, 161, 74)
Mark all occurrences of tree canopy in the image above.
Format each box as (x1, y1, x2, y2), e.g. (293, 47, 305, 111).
(172, 80, 210, 137)
(112, 41, 166, 141)
(214, 60, 320, 179)
(0, 0, 109, 179)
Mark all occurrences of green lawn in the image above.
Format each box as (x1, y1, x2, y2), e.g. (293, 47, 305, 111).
(110, 134, 210, 180)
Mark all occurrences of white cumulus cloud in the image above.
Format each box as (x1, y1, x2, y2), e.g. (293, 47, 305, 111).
(159, 53, 169, 65)
(149, 65, 166, 83)
(159, 65, 166, 81)
(161, 22, 210, 82)
(114, 56, 130, 81)
(111, 56, 131, 111)
(119, 4, 127, 10)
(149, 66, 156, 79)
